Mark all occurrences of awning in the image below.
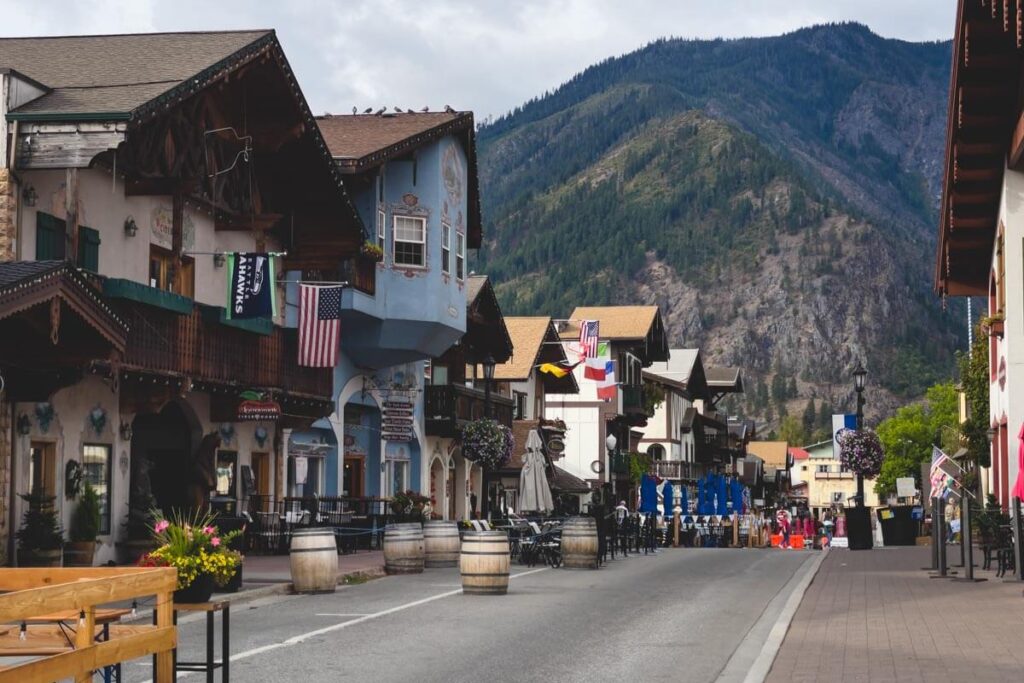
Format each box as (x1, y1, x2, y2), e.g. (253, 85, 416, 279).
(103, 277, 193, 314)
(549, 465, 590, 494)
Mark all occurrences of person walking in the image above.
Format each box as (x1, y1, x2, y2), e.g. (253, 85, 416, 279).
(776, 508, 791, 548)
(823, 510, 834, 542)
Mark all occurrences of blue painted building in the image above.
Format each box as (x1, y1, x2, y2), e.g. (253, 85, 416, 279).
(286, 111, 484, 502)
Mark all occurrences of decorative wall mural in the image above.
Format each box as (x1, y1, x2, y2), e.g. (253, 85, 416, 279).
(151, 205, 195, 250)
(442, 143, 464, 204)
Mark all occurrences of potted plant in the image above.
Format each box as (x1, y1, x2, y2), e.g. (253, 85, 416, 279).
(359, 241, 384, 263)
(389, 489, 432, 522)
(980, 313, 1005, 338)
(65, 482, 101, 566)
(138, 510, 243, 603)
(461, 418, 514, 470)
(836, 427, 885, 550)
(16, 490, 64, 567)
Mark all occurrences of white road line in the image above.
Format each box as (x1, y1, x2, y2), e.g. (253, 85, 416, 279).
(139, 566, 548, 682)
(314, 613, 370, 617)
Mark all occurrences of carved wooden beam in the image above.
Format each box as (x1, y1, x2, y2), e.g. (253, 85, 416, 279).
(65, 168, 79, 264)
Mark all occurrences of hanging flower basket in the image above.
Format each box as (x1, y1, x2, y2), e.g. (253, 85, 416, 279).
(836, 427, 884, 478)
(461, 418, 514, 470)
(359, 241, 384, 262)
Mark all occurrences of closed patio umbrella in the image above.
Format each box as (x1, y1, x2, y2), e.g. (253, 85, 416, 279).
(696, 478, 705, 515)
(730, 478, 744, 515)
(680, 485, 689, 515)
(639, 474, 658, 513)
(717, 474, 728, 516)
(519, 430, 554, 513)
(663, 481, 674, 517)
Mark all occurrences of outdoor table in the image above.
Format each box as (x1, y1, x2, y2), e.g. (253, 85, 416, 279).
(11, 607, 131, 682)
(153, 600, 230, 682)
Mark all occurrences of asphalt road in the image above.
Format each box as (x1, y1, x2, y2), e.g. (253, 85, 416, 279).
(123, 548, 814, 683)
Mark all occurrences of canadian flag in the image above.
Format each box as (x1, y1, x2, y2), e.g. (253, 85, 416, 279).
(596, 360, 616, 401)
(584, 356, 607, 381)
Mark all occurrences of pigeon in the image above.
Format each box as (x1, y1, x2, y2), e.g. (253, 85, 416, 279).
(363, 107, 373, 114)
(407, 108, 416, 114)
(394, 106, 403, 113)
(374, 107, 386, 115)
(444, 104, 455, 113)
(420, 106, 429, 112)
(352, 106, 357, 115)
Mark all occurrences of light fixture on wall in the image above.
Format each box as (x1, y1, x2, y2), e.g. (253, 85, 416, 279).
(124, 216, 138, 237)
(22, 185, 38, 207)
(213, 253, 226, 268)
(119, 422, 133, 441)
(16, 414, 31, 436)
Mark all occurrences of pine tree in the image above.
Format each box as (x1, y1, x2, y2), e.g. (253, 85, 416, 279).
(787, 377, 798, 398)
(802, 398, 816, 440)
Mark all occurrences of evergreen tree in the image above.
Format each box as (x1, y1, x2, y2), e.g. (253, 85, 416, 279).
(787, 377, 798, 398)
(802, 398, 816, 439)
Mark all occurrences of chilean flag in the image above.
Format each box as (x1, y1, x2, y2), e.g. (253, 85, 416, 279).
(584, 356, 607, 381)
(596, 360, 616, 401)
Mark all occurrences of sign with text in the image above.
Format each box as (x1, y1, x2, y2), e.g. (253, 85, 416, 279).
(896, 477, 916, 498)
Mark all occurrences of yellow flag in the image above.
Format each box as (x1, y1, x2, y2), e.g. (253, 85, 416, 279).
(539, 363, 570, 378)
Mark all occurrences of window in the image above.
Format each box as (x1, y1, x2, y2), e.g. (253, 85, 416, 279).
(35, 212, 67, 260)
(149, 245, 194, 297)
(393, 215, 426, 267)
(817, 464, 830, 473)
(456, 231, 465, 280)
(441, 221, 451, 274)
(81, 444, 112, 534)
(377, 209, 386, 252)
(431, 364, 449, 386)
(388, 459, 410, 495)
(514, 391, 528, 420)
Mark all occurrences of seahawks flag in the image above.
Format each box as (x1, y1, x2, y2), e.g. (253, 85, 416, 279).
(226, 253, 276, 319)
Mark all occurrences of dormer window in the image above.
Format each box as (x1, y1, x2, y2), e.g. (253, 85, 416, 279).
(393, 215, 426, 267)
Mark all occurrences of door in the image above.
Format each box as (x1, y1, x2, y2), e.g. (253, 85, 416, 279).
(344, 457, 364, 498)
(447, 461, 457, 520)
(28, 442, 57, 498)
(251, 452, 270, 497)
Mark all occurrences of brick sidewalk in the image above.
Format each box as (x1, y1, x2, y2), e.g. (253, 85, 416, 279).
(767, 546, 1024, 683)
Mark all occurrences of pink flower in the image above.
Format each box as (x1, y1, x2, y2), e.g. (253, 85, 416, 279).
(154, 520, 170, 534)
(210, 537, 221, 547)
(203, 526, 215, 535)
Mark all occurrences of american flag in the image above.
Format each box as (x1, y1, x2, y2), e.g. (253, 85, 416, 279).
(299, 285, 342, 367)
(578, 320, 599, 360)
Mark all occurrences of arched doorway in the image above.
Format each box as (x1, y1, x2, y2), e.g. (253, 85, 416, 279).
(130, 400, 202, 517)
(430, 457, 446, 519)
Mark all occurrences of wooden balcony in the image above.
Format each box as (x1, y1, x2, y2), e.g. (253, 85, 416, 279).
(424, 384, 514, 438)
(119, 302, 332, 399)
(814, 471, 854, 480)
(621, 385, 649, 416)
(339, 255, 377, 295)
(649, 460, 701, 481)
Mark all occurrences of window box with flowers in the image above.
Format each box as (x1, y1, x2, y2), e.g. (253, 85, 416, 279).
(980, 314, 1004, 339)
(138, 510, 243, 603)
(359, 241, 384, 263)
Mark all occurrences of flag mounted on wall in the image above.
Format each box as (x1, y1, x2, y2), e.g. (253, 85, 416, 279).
(596, 360, 616, 401)
(226, 253, 276, 319)
(299, 284, 342, 367)
(584, 356, 607, 381)
(538, 361, 579, 379)
(578, 320, 599, 361)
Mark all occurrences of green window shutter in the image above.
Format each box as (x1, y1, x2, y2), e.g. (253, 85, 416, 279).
(78, 226, 101, 272)
(35, 212, 67, 261)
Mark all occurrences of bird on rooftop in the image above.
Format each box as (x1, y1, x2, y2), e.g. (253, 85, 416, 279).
(363, 107, 373, 114)
(374, 107, 386, 115)
(444, 104, 455, 113)
(352, 106, 357, 115)
(407, 108, 416, 114)
(394, 106, 403, 113)
(420, 106, 429, 112)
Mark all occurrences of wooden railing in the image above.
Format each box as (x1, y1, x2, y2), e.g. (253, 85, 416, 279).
(122, 303, 331, 397)
(0, 567, 177, 682)
(649, 460, 701, 480)
(424, 384, 514, 437)
(339, 255, 377, 295)
(814, 471, 854, 480)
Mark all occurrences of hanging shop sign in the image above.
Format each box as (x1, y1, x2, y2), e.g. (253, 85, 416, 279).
(546, 437, 565, 454)
(237, 390, 281, 421)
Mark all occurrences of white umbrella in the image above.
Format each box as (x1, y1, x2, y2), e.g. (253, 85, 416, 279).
(519, 430, 554, 513)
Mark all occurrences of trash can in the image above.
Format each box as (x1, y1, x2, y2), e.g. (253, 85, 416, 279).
(876, 506, 918, 546)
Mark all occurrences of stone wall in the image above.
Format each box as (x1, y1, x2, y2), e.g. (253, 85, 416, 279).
(0, 168, 15, 260)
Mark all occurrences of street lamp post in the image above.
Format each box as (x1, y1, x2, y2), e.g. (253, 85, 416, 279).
(481, 354, 496, 520)
(852, 361, 867, 508)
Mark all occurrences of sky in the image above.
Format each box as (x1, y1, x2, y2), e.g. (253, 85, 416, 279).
(0, 0, 956, 120)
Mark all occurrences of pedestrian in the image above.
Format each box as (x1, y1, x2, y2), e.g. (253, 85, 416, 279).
(615, 499, 629, 524)
(823, 511, 834, 542)
(776, 508, 790, 548)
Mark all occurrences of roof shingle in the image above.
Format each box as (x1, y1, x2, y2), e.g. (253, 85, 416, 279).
(494, 317, 552, 381)
(317, 112, 469, 164)
(559, 306, 660, 341)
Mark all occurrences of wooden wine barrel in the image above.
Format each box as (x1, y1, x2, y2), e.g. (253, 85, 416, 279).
(460, 530, 510, 595)
(423, 521, 460, 568)
(561, 516, 599, 569)
(384, 523, 424, 575)
(289, 528, 338, 593)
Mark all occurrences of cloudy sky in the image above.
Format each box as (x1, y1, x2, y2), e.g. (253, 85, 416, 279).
(1, 0, 955, 119)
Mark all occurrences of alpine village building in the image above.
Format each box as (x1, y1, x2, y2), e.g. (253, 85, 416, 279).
(935, 0, 1024, 525)
(0, 30, 365, 564)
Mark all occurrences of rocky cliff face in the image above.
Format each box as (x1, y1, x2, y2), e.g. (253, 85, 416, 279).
(473, 23, 962, 429)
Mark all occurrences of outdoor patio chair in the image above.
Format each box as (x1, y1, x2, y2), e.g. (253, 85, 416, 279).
(253, 512, 283, 554)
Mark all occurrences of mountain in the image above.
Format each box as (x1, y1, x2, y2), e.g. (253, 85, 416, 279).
(472, 23, 963, 427)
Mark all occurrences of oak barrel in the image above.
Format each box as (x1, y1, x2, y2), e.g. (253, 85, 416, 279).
(423, 520, 460, 568)
(561, 516, 599, 569)
(384, 523, 425, 574)
(289, 528, 338, 593)
(460, 530, 510, 595)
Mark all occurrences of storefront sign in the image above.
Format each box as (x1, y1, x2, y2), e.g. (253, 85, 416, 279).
(237, 390, 281, 421)
(896, 477, 916, 498)
(546, 437, 565, 454)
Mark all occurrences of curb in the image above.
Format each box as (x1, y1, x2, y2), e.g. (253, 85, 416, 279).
(742, 549, 828, 683)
